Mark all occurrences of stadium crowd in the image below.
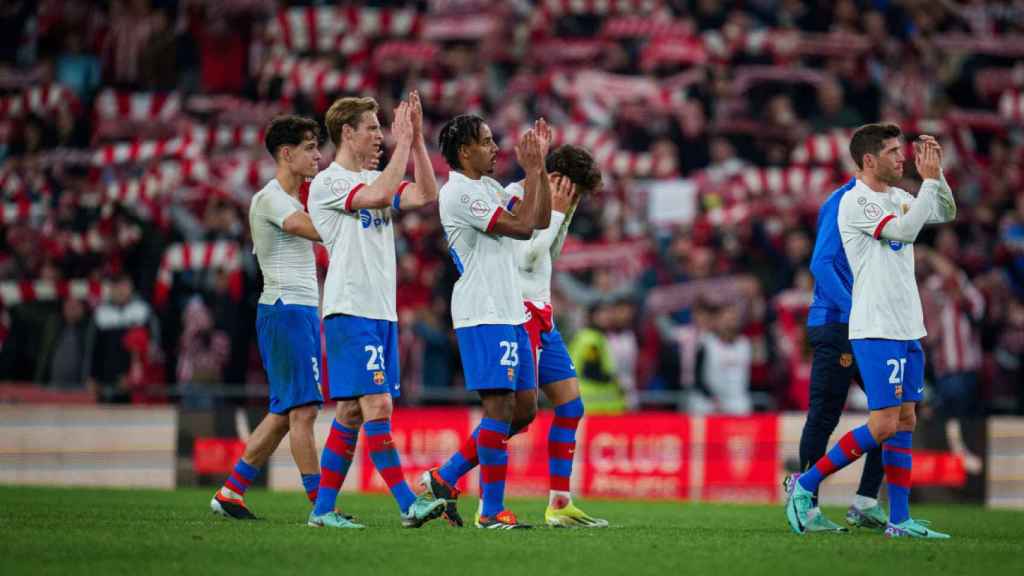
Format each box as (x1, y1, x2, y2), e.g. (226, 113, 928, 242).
(0, 0, 1023, 418)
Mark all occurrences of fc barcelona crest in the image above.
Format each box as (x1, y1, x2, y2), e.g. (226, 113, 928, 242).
(507, 367, 515, 382)
(894, 384, 903, 398)
(374, 371, 386, 386)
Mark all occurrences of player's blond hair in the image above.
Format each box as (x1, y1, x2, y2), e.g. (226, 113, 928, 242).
(325, 97, 378, 147)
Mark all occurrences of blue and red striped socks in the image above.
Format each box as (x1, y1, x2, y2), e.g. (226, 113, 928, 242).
(313, 420, 358, 516)
(477, 418, 511, 518)
(798, 424, 878, 493)
(301, 473, 320, 504)
(438, 427, 479, 486)
(364, 418, 416, 513)
(222, 459, 259, 498)
(549, 398, 583, 504)
(883, 431, 913, 524)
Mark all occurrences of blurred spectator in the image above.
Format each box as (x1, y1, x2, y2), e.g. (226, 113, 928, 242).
(1001, 194, 1024, 298)
(122, 325, 165, 404)
(995, 298, 1024, 415)
(84, 274, 160, 403)
(921, 249, 985, 473)
(569, 303, 626, 414)
(103, 0, 155, 87)
(56, 32, 101, 103)
(139, 9, 177, 91)
(44, 299, 91, 389)
(605, 299, 639, 410)
(412, 297, 457, 393)
(176, 296, 230, 410)
(691, 303, 753, 415)
(810, 79, 863, 132)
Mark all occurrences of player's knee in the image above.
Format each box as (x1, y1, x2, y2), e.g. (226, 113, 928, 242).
(289, 405, 317, 430)
(335, 400, 364, 428)
(360, 393, 393, 421)
(513, 404, 537, 432)
(481, 391, 516, 422)
(898, 410, 917, 432)
(266, 413, 291, 435)
(868, 411, 900, 442)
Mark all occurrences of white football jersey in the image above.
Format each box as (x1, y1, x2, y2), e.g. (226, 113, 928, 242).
(439, 171, 527, 329)
(307, 162, 401, 321)
(249, 178, 319, 307)
(505, 181, 571, 305)
(838, 177, 950, 340)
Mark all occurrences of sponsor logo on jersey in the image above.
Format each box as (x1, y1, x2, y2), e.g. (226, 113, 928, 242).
(840, 353, 853, 368)
(359, 209, 391, 229)
(470, 199, 491, 219)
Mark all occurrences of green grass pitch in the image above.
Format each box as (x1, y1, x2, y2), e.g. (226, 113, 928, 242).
(1, 486, 1022, 575)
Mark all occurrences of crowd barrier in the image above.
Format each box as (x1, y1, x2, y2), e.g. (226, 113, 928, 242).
(2, 405, 1019, 508)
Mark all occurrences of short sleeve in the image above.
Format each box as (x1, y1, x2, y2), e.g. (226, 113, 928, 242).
(839, 190, 896, 240)
(258, 190, 300, 228)
(503, 181, 525, 211)
(309, 172, 362, 213)
(448, 181, 503, 233)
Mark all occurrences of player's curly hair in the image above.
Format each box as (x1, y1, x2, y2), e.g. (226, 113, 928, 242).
(546, 145, 602, 195)
(438, 114, 485, 170)
(264, 115, 320, 159)
(849, 123, 902, 170)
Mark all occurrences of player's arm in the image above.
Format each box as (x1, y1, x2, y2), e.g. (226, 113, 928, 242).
(930, 168, 957, 223)
(282, 211, 321, 242)
(398, 92, 440, 210)
(873, 143, 942, 243)
(261, 191, 321, 242)
(490, 129, 551, 240)
(520, 175, 574, 267)
(918, 136, 956, 223)
(526, 118, 553, 230)
(808, 200, 851, 308)
(349, 101, 415, 211)
(549, 192, 580, 260)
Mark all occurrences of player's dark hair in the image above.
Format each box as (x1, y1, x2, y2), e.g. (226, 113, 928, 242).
(849, 123, 902, 170)
(264, 115, 320, 159)
(438, 114, 485, 170)
(546, 145, 603, 195)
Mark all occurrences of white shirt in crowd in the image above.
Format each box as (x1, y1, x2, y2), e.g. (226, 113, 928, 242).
(693, 332, 752, 415)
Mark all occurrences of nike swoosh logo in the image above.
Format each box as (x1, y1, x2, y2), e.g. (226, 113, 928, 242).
(917, 387, 924, 394)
